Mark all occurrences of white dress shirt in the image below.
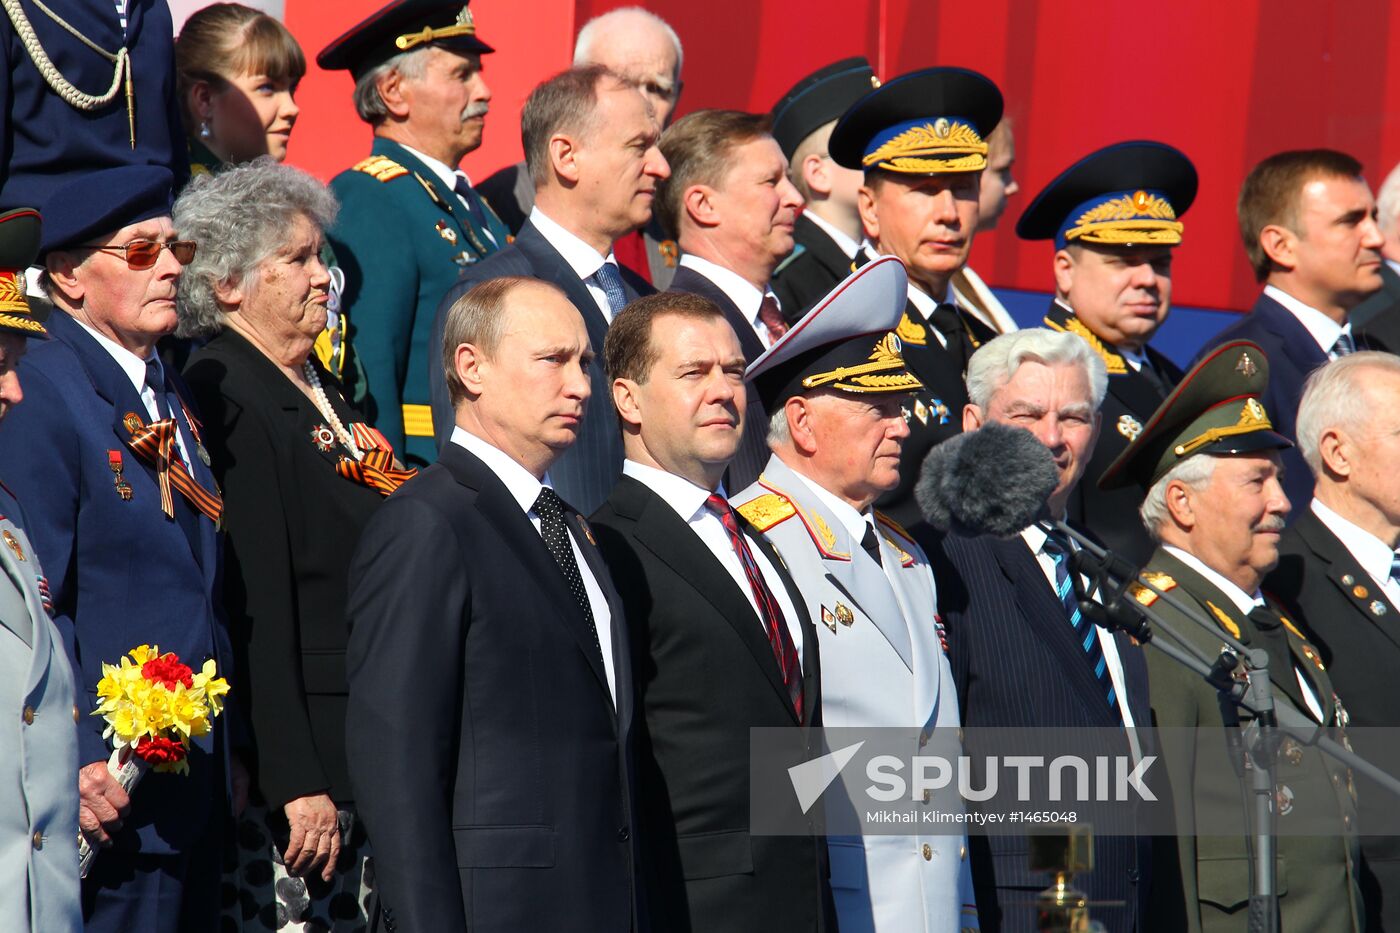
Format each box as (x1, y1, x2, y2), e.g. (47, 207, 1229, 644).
(1020, 525, 1140, 742)
(624, 460, 804, 668)
(1312, 498, 1400, 608)
(677, 254, 782, 350)
(785, 469, 905, 597)
(1264, 284, 1352, 358)
(76, 319, 190, 466)
(530, 207, 623, 323)
(398, 143, 499, 248)
(452, 426, 617, 700)
(802, 210, 861, 260)
(1163, 545, 1324, 722)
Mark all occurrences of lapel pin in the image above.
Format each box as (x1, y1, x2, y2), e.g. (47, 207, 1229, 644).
(820, 606, 837, 633)
(1353, 584, 1369, 599)
(123, 412, 143, 433)
(1341, 573, 1355, 586)
(1371, 600, 1387, 617)
(2, 530, 24, 561)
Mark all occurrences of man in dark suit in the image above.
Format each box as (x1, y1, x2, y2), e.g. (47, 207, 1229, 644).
(768, 58, 878, 323)
(932, 328, 1152, 932)
(475, 7, 684, 288)
(347, 276, 642, 932)
(1265, 352, 1400, 931)
(1199, 149, 1390, 510)
(590, 291, 833, 933)
(429, 64, 669, 514)
(0, 167, 233, 932)
(659, 108, 805, 490)
(1100, 339, 1361, 933)
(828, 67, 1004, 536)
(1351, 161, 1400, 350)
(1015, 141, 1198, 566)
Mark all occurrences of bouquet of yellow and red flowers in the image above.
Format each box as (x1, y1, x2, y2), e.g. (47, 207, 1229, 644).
(78, 644, 229, 876)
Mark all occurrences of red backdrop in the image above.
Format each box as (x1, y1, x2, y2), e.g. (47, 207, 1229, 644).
(281, 0, 1400, 313)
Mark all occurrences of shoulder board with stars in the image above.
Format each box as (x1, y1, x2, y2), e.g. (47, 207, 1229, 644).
(735, 492, 796, 532)
(1128, 570, 1176, 607)
(352, 155, 409, 183)
(1205, 600, 1242, 640)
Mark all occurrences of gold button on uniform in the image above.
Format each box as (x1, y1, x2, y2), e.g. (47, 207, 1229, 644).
(22, 705, 34, 724)
(922, 843, 932, 860)
(31, 831, 42, 850)
(960, 844, 967, 860)
(73, 705, 80, 724)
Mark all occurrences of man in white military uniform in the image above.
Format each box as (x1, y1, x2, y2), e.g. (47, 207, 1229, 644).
(734, 256, 977, 932)
(0, 207, 81, 933)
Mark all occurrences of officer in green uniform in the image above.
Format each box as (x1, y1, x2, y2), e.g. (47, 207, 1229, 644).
(1100, 339, 1362, 933)
(318, 0, 509, 466)
(1016, 141, 1197, 565)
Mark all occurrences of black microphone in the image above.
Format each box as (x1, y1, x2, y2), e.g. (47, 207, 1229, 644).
(914, 422, 1058, 538)
(1068, 546, 1154, 643)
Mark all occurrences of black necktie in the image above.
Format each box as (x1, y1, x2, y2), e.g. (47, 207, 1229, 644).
(1136, 354, 1170, 401)
(929, 302, 971, 366)
(143, 356, 172, 420)
(860, 521, 883, 568)
(532, 487, 601, 654)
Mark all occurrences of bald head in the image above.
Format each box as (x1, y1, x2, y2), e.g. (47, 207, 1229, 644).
(574, 7, 683, 126)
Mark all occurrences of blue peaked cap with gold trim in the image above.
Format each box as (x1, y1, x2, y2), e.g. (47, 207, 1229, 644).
(828, 67, 1003, 175)
(1015, 141, 1198, 249)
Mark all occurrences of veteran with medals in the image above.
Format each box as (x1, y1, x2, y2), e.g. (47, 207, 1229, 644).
(1100, 340, 1362, 933)
(1016, 142, 1196, 565)
(320, 0, 507, 467)
(827, 68, 1003, 539)
(733, 256, 978, 932)
(175, 161, 414, 931)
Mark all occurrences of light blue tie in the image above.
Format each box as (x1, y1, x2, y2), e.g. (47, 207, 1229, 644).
(1331, 330, 1357, 358)
(1043, 532, 1120, 718)
(591, 261, 628, 317)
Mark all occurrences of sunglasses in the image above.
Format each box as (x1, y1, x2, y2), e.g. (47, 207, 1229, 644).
(82, 239, 198, 270)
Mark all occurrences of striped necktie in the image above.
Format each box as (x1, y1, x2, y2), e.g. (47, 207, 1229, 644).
(1330, 330, 1357, 358)
(1042, 532, 1120, 718)
(591, 261, 629, 318)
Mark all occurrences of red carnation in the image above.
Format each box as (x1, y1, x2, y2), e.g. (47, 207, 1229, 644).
(142, 653, 194, 690)
(132, 735, 187, 765)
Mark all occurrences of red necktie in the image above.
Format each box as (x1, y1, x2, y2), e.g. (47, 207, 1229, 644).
(705, 494, 803, 719)
(758, 295, 788, 343)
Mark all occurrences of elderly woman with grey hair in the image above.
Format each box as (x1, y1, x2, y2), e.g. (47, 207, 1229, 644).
(175, 158, 414, 932)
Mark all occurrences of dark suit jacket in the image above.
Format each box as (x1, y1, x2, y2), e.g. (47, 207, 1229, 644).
(1349, 261, 1400, 352)
(590, 476, 835, 933)
(1046, 300, 1182, 567)
(345, 442, 641, 932)
(0, 310, 231, 855)
(771, 213, 854, 324)
(1198, 291, 1390, 512)
(184, 330, 385, 809)
(428, 219, 652, 515)
(1267, 508, 1400, 932)
(932, 530, 1151, 933)
(668, 265, 772, 491)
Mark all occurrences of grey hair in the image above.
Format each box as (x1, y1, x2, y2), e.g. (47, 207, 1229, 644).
(1140, 454, 1218, 541)
(173, 158, 338, 338)
(767, 404, 791, 448)
(1378, 161, 1400, 238)
(352, 48, 430, 123)
(965, 328, 1108, 411)
(574, 7, 683, 74)
(1296, 351, 1400, 475)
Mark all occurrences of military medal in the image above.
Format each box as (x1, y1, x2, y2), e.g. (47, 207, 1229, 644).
(2, 530, 24, 561)
(196, 444, 211, 467)
(1235, 352, 1257, 377)
(1117, 414, 1143, 440)
(310, 424, 336, 452)
(820, 606, 837, 632)
(1371, 600, 1387, 617)
(835, 602, 855, 627)
(913, 399, 929, 425)
(658, 240, 679, 268)
(931, 399, 950, 424)
(108, 450, 133, 500)
(435, 220, 458, 245)
(1275, 784, 1294, 817)
(123, 412, 144, 432)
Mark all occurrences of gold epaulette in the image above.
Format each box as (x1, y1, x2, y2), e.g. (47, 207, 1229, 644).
(736, 493, 796, 532)
(1205, 601, 1242, 640)
(895, 311, 927, 346)
(1045, 314, 1128, 375)
(1128, 570, 1176, 607)
(352, 156, 409, 183)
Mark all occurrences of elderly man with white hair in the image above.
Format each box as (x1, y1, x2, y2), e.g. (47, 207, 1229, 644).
(1351, 162, 1400, 349)
(932, 328, 1153, 933)
(477, 6, 684, 286)
(1265, 350, 1400, 932)
(1099, 339, 1361, 933)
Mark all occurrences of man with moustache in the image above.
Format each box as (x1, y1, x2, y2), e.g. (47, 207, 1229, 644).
(768, 57, 880, 322)
(1015, 141, 1197, 565)
(1201, 149, 1391, 510)
(932, 328, 1151, 932)
(320, 0, 507, 466)
(659, 108, 805, 488)
(429, 64, 670, 514)
(477, 6, 685, 287)
(1100, 340, 1361, 933)
(0, 167, 233, 932)
(346, 276, 642, 932)
(733, 257, 979, 932)
(589, 289, 832, 932)
(828, 67, 1004, 536)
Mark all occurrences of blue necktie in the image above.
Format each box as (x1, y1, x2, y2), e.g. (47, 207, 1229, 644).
(1390, 551, 1400, 588)
(591, 261, 628, 318)
(1043, 532, 1120, 717)
(1331, 330, 1357, 358)
(143, 356, 172, 420)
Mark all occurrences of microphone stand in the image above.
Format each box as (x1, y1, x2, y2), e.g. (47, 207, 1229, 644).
(1043, 521, 1400, 933)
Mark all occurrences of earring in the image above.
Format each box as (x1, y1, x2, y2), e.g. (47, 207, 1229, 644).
(199, 120, 212, 140)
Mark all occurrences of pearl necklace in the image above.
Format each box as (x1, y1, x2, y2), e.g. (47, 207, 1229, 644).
(302, 361, 362, 460)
